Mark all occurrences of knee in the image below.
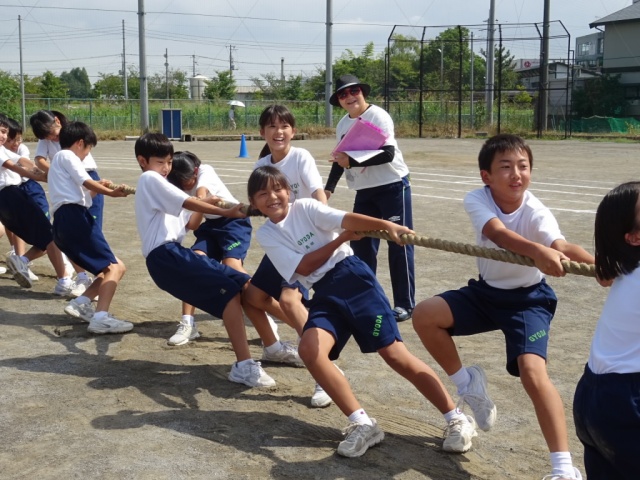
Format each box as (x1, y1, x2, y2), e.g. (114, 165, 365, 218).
(411, 299, 440, 332)
(244, 283, 268, 308)
(297, 335, 320, 365)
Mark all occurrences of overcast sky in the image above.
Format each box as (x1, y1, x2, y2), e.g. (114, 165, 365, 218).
(0, 1, 632, 86)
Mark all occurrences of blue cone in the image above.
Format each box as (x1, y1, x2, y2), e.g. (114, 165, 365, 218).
(238, 134, 249, 158)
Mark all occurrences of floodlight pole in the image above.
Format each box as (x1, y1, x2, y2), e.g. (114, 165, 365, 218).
(539, 0, 550, 131)
(138, 0, 149, 132)
(122, 20, 128, 101)
(325, 0, 333, 127)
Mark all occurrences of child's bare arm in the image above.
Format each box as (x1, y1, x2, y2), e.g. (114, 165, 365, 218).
(311, 188, 328, 205)
(550, 238, 594, 264)
(83, 179, 130, 197)
(182, 196, 245, 219)
(3, 159, 46, 182)
(295, 230, 356, 276)
(483, 218, 568, 276)
(34, 156, 50, 173)
(186, 212, 204, 231)
(341, 212, 414, 245)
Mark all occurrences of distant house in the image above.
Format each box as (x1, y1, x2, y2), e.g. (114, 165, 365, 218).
(575, 32, 605, 73)
(589, 0, 640, 115)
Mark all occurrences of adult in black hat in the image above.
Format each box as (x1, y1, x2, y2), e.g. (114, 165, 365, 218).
(324, 74, 415, 322)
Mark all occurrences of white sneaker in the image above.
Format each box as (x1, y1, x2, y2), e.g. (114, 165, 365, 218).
(261, 341, 304, 367)
(541, 467, 583, 480)
(27, 268, 39, 282)
(228, 360, 276, 387)
(52, 280, 74, 297)
(310, 364, 344, 408)
(64, 298, 95, 323)
(459, 365, 497, 431)
(0, 266, 6, 274)
(88, 313, 134, 334)
(6, 254, 32, 288)
(337, 419, 384, 457)
(70, 276, 92, 297)
(168, 320, 200, 346)
(442, 415, 478, 453)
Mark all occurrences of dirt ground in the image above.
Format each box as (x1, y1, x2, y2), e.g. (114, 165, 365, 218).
(1, 136, 637, 479)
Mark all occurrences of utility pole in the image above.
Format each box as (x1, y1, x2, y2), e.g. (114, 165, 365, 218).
(486, 0, 496, 127)
(138, 0, 149, 132)
(18, 15, 26, 129)
(325, 0, 333, 127)
(281, 57, 285, 83)
(470, 32, 475, 129)
(122, 20, 128, 100)
(192, 54, 197, 76)
(228, 45, 236, 77)
(164, 48, 169, 99)
(539, 0, 551, 131)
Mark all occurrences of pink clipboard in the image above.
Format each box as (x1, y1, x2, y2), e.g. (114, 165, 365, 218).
(333, 117, 388, 153)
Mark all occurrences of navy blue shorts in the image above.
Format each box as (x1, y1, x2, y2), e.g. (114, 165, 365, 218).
(87, 170, 104, 230)
(439, 277, 557, 377)
(191, 217, 252, 262)
(0, 185, 52, 251)
(19, 179, 50, 219)
(574, 364, 640, 479)
(250, 254, 309, 302)
(147, 242, 250, 319)
(53, 204, 117, 275)
(304, 255, 402, 361)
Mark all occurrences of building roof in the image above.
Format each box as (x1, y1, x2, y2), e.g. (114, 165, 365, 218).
(590, 3, 640, 28)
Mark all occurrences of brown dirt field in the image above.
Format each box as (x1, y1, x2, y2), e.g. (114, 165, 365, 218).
(1, 137, 636, 479)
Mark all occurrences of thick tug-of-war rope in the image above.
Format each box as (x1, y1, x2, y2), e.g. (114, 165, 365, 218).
(106, 182, 595, 277)
(362, 230, 596, 278)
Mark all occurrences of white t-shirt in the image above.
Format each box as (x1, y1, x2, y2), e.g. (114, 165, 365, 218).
(464, 186, 565, 289)
(254, 146, 323, 201)
(256, 198, 351, 290)
(48, 150, 93, 215)
(336, 104, 409, 191)
(16, 144, 31, 183)
(187, 164, 238, 220)
(35, 139, 98, 170)
(0, 146, 22, 190)
(135, 170, 192, 258)
(588, 267, 640, 374)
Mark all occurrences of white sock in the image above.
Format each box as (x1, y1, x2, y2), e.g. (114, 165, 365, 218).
(347, 409, 372, 426)
(264, 340, 283, 354)
(58, 277, 73, 286)
(76, 296, 91, 305)
(443, 408, 465, 424)
(449, 367, 472, 394)
(182, 315, 195, 326)
(550, 452, 574, 477)
(76, 272, 90, 282)
(19, 255, 29, 264)
(236, 358, 254, 368)
(93, 311, 108, 321)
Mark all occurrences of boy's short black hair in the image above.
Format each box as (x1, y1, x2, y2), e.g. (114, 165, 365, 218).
(30, 110, 67, 139)
(59, 121, 98, 149)
(258, 104, 296, 129)
(6, 117, 22, 139)
(478, 134, 533, 171)
(135, 132, 174, 160)
(0, 113, 10, 129)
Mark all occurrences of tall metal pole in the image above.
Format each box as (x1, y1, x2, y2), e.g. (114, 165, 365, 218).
(439, 42, 444, 112)
(18, 15, 26, 129)
(540, 0, 551, 131)
(164, 48, 169, 99)
(280, 57, 285, 83)
(138, 0, 149, 132)
(324, 0, 333, 127)
(486, 0, 495, 126)
(470, 32, 475, 129)
(122, 20, 128, 101)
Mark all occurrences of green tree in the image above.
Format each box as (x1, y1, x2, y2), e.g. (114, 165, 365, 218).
(93, 72, 124, 99)
(250, 73, 307, 100)
(0, 71, 22, 118)
(60, 67, 92, 98)
(39, 71, 68, 99)
(572, 74, 627, 117)
(203, 71, 236, 100)
(148, 68, 189, 99)
(481, 45, 518, 90)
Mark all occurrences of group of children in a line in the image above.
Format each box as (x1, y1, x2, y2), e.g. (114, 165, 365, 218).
(0, 93, 635, 479)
